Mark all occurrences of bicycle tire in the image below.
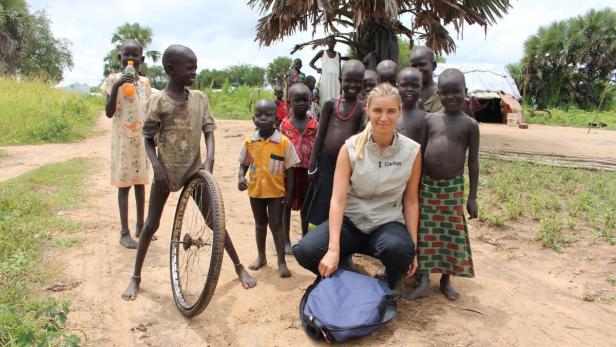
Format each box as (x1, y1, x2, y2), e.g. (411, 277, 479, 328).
(170, 170, 225, 318)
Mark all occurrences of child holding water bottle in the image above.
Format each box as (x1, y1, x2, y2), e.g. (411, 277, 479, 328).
(101, 39, 152, 249)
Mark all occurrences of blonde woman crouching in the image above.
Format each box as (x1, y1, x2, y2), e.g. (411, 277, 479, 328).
(293, 83, 422, 288)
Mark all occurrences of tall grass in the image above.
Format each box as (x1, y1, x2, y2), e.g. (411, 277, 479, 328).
(0, 159, 88, 345)
(0, 78, 103, 145)
(478, 157, 616, 251)
(204, 85, 274, 120)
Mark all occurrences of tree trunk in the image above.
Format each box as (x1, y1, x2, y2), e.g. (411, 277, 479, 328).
(354, 19, 399, 70)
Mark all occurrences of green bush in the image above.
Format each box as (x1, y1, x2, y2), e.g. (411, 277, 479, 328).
(0, 78, 102, 145)
(204, 84, 274, 120)
(525, 106, 616, 130)
(0, 159, 88, 345)
(0, 298, 79, 346)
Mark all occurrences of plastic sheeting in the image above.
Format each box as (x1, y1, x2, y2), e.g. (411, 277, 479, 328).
(434, 63, 522, 100)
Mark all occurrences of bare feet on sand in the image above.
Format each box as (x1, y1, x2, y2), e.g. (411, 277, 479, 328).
(121, 276, 141, 300)
(404, 274, 430, 300)
(440, 275, 459, 301)
(135, 226, 157, 241)
(234, 264, 257, 289)
(249, 255, 267, 270)
(278, 262, 291, 278)
(119, 231, 138, 249)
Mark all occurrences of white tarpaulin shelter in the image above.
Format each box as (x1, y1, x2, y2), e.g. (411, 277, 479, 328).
(434, 63, 522, 100)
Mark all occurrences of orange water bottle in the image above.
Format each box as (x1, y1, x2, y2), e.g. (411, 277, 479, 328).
(123, 60, 136, 97)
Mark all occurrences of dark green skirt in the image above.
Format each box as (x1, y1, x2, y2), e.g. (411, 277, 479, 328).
(417, 175, 474, 277)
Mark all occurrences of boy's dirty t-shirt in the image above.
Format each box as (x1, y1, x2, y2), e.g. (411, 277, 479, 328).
(142, 90, 217, 192)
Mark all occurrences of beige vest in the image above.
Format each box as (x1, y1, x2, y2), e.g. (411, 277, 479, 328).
(345, 132, 420, 233)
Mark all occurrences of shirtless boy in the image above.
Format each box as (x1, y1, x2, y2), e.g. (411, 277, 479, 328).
(406, 68, 479, 301)
(396, 67, 426, 142)
(122, 45, 256, 300)
(303, 60, 366, 228)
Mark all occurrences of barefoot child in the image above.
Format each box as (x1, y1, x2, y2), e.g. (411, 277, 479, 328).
(238, 100, 300, 277)
(274, 85, 288, 126)
(396, 67, 426, 142)
(376, 59, 398, 86)
(122, 45, 256, 300)
(406, 68, 479, 301)
(280, 83, 318, 253)
(101, 39, 151, 249)
(303, 60, 366, 228)
(285, 58, 305, 103)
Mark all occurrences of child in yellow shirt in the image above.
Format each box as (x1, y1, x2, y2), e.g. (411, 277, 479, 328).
(238, 99, 300, 278)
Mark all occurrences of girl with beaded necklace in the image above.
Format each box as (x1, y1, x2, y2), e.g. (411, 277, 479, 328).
(303, 60, 366, 230)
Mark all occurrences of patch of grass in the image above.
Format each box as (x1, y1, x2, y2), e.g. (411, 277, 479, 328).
(525, 106, 616, 130)
(0, 158, 88, 345)
(478, 157, 616, 250)
(537, 213, 568, 252)
(51, 237, 82, 248)
(0, 78, 103, 145)
(204, 85, 274, 120)
(0, 149, 8, 159)
(608, 277, 616, 286)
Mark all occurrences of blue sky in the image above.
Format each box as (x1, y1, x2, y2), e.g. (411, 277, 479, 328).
(28, 0, 613, 86)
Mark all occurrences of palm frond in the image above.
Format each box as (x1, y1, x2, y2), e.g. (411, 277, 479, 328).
(248, 0, 512, 55)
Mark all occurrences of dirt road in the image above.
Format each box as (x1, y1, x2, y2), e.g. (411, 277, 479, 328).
(2, 117, 616, 346)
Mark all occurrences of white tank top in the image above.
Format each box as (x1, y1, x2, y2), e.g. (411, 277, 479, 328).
(344, 132, 420, 233)
(321, 51, 340, 75)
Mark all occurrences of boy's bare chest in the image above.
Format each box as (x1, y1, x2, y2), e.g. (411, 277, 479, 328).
(426, 126, 469, 155)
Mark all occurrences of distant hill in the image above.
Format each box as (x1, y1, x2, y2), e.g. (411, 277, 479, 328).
(62, 83, 91, 94)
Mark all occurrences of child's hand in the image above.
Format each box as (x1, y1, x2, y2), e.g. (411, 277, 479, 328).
(282, 193, 293, 209)
(153, 166, 170, 192)
(114, 74, 136, 88)
(467, 198, 478, 219)
(238, 177, 248, 191)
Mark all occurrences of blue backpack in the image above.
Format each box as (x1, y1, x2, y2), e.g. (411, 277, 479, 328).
(299, 269, 397, 343)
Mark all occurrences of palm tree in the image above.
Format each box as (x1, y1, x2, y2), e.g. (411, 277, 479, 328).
(103, 23, 161, 76)
(520, 8, 616, 109)
(248, 0, 511, 64)
(0, 0, 29, 74)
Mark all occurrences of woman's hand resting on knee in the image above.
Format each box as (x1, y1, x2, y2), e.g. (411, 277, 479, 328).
(405, 255, 419, 277)
(318, 249, 339, 278)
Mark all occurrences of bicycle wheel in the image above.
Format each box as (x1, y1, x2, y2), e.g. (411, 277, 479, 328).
(170, 170, 225, 318)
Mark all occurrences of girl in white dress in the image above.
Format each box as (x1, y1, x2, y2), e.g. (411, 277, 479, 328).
(309, 36, 345, 109)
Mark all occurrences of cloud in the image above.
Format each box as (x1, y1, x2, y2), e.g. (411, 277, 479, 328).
(27, 0, 612, 86)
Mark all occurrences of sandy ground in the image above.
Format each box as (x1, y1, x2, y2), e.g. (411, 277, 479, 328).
(2, 116, 616, 346)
